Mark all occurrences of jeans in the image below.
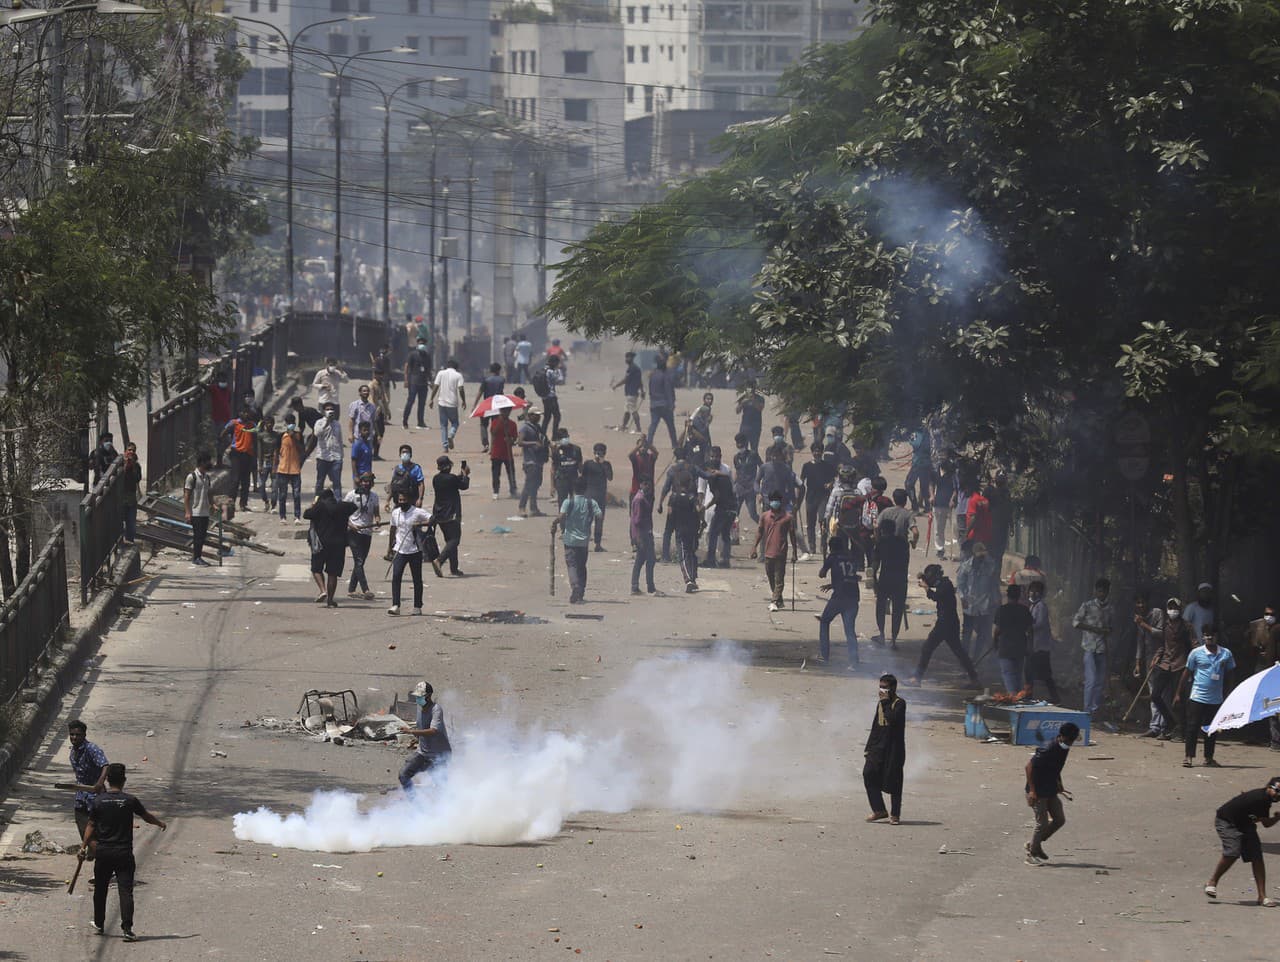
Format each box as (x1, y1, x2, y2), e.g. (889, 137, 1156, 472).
(998, 656, 1025, 696)
(564, 544, 589, 600)
(704, 506, 734, 564)
(276, 473, 301, 519)
(1031, 796, 1065, 852)
(92, 850, 136, 931)
(962, 610, 994, 660)
(391, 551, 423, 608)
(347, 532, 371, 593)
(915, 620, 977, 681)
(436, 518, 462, 573)
(315, 458, 342, 499)
(122, 504, 137, 542)
(1185, 699, 1219, 760)
(1149, 666, 1179, 734)
(259, 465, 275, 506)
(491, 458, 516, 496)
(543, 397, 562, 439)
(191, 515, 209, 561)
(1027, 650, 1060, 702)
(819, 593, 859, 663)
(398, 750, 446, 789)
(737, 496, 759, 525)
(765, 555, 787, 605)
(403, 384, 428, 426)
(905, 464, 931, 510)
(1082, 650, 1107, 716)
(230, 449, 254, 507)
(631, 531, 656, 591)
(804, 499, 827, 558)
(647, 407, 679, 448)
(864, 762, 901, 818)
(520, 462, 544, 513)
(933, 508, 950, 555)
(516, 362, 529, 385)
(438, 405, 459, 449)
(592, 502, 607, 548)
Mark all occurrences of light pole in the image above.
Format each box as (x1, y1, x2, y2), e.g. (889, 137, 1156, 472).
(214, 13, 372, 313)
(410, 119, 441, 341)
(440, 179, 450, 344)
(446, 115, 505, 336)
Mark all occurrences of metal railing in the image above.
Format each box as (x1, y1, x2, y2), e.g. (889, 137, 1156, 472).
(0, 526, 70, 705)
(147, 383, 206, 496)
(79, 456, 127, 605)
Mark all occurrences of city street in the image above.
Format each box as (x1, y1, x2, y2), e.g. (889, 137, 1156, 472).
(0, 340, 1273, 962)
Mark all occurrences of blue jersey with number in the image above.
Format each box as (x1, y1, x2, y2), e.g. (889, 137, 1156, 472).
(820, 547, 864, 597)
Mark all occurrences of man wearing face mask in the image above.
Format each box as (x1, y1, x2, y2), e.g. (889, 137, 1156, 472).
(88, 432, 117, 486)
(1024, 721, 1080, 864)
(388, 444, 426, 507)
(751, 490, 798, 612)
(1143, 597, 1192, 741)
(402, 337, 433, 429)
(343, 472, 380, 600)
(431, 456, 470, 578)
(397, 681, 451, 790)
(1175, 624, 1235, 768)
(552, 429, 583, 509)
(314, 402, 344, 499)
(1246, 606, 1280, 750)
(312, 357, 349, 408)
(864, 674, 906, 825)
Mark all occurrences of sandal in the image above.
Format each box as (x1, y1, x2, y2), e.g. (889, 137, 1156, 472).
(888, 816, 900, 825)
(1204, 884, 1217, 899)
(1261, 897, 1277, 907)
(865, 812, 888, 822)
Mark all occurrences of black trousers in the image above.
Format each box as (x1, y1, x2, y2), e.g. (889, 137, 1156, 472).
(1185, 699, 1219, 760)
(875, 579, 907, 641)
(391, 551, 423, 608)
(491, 458, 516, 495)
(543, 397, 562, 439)
(230, 450, 254, 507)
(1026, 650, 1061, 702)
(347, 532, 371, 592)
(591, 501, 607, 547)
(915, 620, 976, 680)
(675, 520, 700, 585)
(647, 408, 679, 448)
(191, 515, 209, 560)
(93, 849, 136, 930)
(437, 519, 462, 573)
(403, 385, 428, 426)
(863, 760, 901, 818)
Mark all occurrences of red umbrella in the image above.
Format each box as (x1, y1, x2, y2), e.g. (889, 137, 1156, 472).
(470, 394, 528, 419)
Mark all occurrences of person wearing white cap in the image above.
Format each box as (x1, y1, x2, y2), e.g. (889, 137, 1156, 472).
(1184, 583, 1217, 643)
(398, 681, 451, 789)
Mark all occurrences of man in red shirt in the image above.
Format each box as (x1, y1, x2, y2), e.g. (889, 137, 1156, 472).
(751, 490, 799, 612)
(966, 484, 994, 548)
(628, 435, 658, 500)
(488, 408, 519, 500)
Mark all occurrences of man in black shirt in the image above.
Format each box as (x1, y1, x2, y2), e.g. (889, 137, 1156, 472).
(702, 456, 737, 568)
(552, 429, 584, 509)
(303, 489, 358, 607)
(994, 584, 1034, 696)
(81, 763, 166, 941)
(799, 443, 837, 558)
(611, 351, 645, 435)
(873, 517, 910, 648)
(908, 564, 980, 687)
(1024, 721, 1080, 864)
(581, 443, 613, 551)
(1206, 777, 1280, 905)
(88, 432, 117, 485)
(403, 337, 433, 429)
(431, 456, 471, 577)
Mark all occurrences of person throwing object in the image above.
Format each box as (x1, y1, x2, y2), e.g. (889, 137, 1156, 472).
(1024, 721, 1080, 864)
(398, 681, 452, 790)
(1205, 777, 1280, 906)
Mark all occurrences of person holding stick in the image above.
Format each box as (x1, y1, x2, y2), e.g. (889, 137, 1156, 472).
(386, 489, 432, 615)
(1205, 777, 1280, 905)
(66, 720, 107, 865)
(1024, 721, 1079, 865)
(81, 763, 166, 941)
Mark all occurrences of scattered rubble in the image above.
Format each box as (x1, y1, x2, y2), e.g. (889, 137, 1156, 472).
(21, 830, 69, 855)
(448, 610, 547, 625)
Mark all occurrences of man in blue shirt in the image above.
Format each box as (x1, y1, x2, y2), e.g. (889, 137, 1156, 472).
(818, 534, 864, 666)
(555, 476, 602, 604)
(67, 719, 108, 861)
(646, 354, 679, 449)
(398, 681, 451, 789)
(1176, 625, 1235, 768)
(350, 422, 374, 480)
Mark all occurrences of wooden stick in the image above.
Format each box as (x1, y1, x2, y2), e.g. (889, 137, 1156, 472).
(68, 850, 85, 895)
(1122, 666, 1156, 723)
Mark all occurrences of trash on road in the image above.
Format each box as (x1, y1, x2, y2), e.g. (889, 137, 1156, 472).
(21, 830, 69, 854)
(448, 610, 547, 625)
(490, 525, 513, 534)
(210, 750, 228, 758)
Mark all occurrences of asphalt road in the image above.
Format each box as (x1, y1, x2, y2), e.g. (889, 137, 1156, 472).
(1, 339, 1275, 961)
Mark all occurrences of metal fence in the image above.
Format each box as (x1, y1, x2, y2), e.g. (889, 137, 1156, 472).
(79, 457, 127, 605)
(147, 383, 206, 496)
(0, 526, 69, 705)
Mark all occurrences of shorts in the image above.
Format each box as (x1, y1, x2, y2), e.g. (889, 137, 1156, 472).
(311, 544, 346, 577)
(625, 394, 640, 415)
(1216, 817, 1262, 862)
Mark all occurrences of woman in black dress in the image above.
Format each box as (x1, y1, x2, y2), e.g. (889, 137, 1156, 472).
(865, 673, 906, 824)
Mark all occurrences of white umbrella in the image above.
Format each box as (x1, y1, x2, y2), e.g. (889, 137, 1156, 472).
(1207, 663, 1280, 734)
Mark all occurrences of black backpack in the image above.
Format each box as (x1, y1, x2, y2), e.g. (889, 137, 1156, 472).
(388, 463, 418, 503)
(531, 367, 551, 398)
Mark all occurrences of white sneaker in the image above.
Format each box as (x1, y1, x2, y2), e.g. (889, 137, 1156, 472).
(411, 607, 423, 616)
(387, 605, 400, 615)
(798, 552, 812, 562)
(492, 493, 499, 500)
(768, 602, 780, 612)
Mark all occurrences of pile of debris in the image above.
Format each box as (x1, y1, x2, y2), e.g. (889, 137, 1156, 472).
(448, 609, 548, 625)
(295, 690, 407, 746)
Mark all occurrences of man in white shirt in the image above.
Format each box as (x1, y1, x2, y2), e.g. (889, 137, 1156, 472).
(182, 453, 215, 566)
(314, 402, 345, 498)
(428, 359, 467, 453)
(385, 489, 432, 615)
(343, 472, 381, 600)
(312, 357, 349, 408)
(514, 334, 533, 384)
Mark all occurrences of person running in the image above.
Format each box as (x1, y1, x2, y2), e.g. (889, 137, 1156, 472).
(431, 456, 470, 577)
(398, 681, 451, 789)
(344, 472, 380, 601)
(1205, 777, 1280, 906)
(751, 491, 798, 612)
(1024, 722, 1080, 864)
(630, 480, 658, 595)
(864, 674, 906, 825)
(518, 408, 548, 516)
(488, 407, 519, 500)
(1175, 624, 1235, 768)
(582, 443, 614, 551)
(818, 534, 864, 666)
(613, 351, 646, 434)
(81, 763, 166, 942)
(403, 337, 433, 429)
(1027, 581, 1060, 702)
(303, 489, 356, 607)
(385, 489, 431, 615)
(183, 453, 214, 566)
(429, 359, 467, 453)
(66, 720, 108, 865)
(658, 447, 702, 591)
(908, 564, 980, 687)
(702, 458, 737, 568)
(555, 476, 602, 604)
(993, 584, 1033, 697)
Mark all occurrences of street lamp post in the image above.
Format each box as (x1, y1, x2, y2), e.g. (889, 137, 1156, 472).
(440, 180, 450, 344)
(214, 14, 371, 313)
(445, 113, 499, 337)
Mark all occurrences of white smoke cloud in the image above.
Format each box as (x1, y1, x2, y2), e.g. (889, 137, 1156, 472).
(232, 645, 859, 852)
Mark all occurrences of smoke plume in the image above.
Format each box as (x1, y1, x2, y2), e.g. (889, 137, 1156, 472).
(232, 646, 856, 851)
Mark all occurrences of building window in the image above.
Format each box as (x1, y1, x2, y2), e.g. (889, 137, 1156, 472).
(405, 35, 420, 52)
(530, 51, 536, 72)
(668, 44, 674, 61)
(510, 51, 518, 72)
(530, 98, 536, 121)
(267, 40, 279, 53)
(644, 85, 654, 111)
(408, 0, 418, 10)
(626, 85, 635, 104)
(567, 145, 590, 169)
(263, 67, 287, 94)
(407, 81, 420, 99)
(268, 0, 277, 9)
(669, 2, 674, 18)
(247, 35, 258, 53)
(248, 0, 257, 11)
(641, 5, 649, 22)
(429, 36, 467, 56)
(564, 50, 589, 74)
(328, 32, 349, 55)
(330, 0, 348, 10)
(626, 45, 634, 64)
(264, 110, 288, 138)
(358, 34, 371, 52)
(708, 44, 724, 64)
(626, 5, 635, 22)
(518, 50, 526, 72)
(434, 77, 467, 99)
(641, 45, 649, 63)
(563, 99, 589, 122)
